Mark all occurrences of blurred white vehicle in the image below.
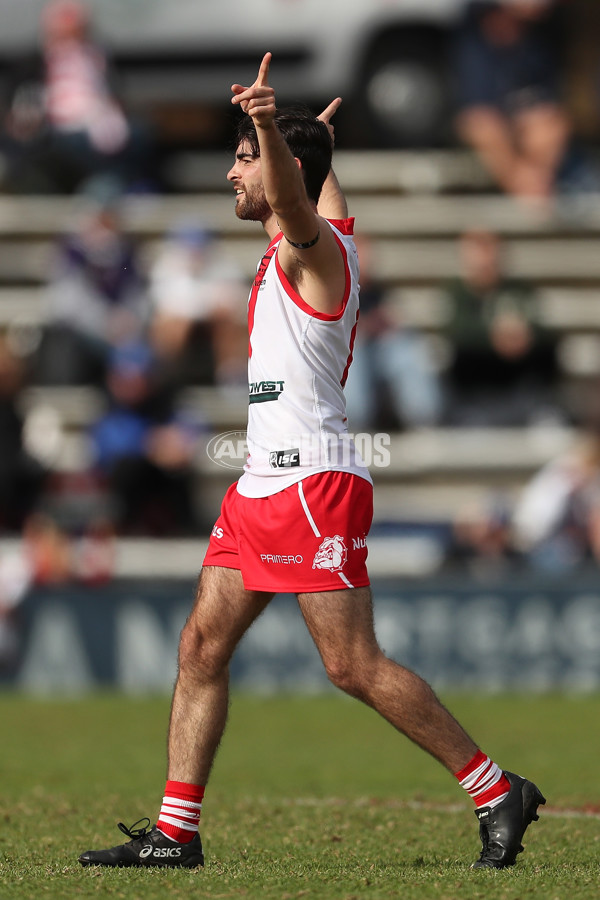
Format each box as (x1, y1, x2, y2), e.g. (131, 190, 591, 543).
(0, 0, 468, 146)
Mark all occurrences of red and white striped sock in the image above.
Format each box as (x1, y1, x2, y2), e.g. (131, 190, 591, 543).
(455, 750, 510, 809)
(156, 780, 205, 843)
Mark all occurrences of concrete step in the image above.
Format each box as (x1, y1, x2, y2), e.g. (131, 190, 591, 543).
(1, 191, 599, 238)
(18, 383, 574, 481)
(162, 149, 495, 194)
(3, 284, 600, 335)
(2, 233, 600, 287)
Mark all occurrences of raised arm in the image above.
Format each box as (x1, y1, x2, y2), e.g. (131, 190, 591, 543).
(231, 53, 347, 315)
(317, 97, 348, 220)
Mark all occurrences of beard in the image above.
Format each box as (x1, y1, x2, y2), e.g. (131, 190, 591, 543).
(235, 183, 270, 222)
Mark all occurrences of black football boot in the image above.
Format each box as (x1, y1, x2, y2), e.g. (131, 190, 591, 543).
(79, 818, 204, 868)
(472, 771, 546, 869)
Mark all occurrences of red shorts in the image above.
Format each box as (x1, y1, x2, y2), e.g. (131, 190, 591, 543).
(203, 471, 373, 592)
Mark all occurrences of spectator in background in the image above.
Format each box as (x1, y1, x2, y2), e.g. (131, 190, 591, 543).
(19, 511, 73, 585)
(0, 337, 48, 533)
(453, 0, 573, 202)
(344, 233, 442, 432)
(72, 516, 116, 584)
(0, 538, 31, 670)
(0, 0, 152, 194)
(447, 493, 521, 579)
(148, 223, 248, 388)
(441, 228, 559, 426)
(89, 341, 203, 536)
(36, 185, 147, 385)
(512, 431, 600, 572)
(0, 511, 72, 669)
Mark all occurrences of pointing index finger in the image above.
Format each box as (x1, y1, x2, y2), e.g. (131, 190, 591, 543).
(255, 51, 272, 87)
(317, 97, 342, 124)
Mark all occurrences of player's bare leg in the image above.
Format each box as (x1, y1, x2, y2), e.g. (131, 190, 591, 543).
(167, 565, 274, 784)
(297, 585, 545, 867)
(79, 566, 273, 868)
(297, 586, 477, 771)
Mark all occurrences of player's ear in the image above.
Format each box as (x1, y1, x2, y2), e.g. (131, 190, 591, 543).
(293, 157, 302, 171)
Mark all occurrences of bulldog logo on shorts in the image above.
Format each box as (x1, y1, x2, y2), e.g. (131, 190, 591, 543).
(312, 535, 348, 572)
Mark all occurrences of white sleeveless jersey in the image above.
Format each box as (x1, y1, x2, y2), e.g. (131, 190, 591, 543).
(237, 217, 372, 498)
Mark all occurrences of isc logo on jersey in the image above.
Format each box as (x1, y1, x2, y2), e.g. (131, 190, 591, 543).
(269, 448, 300, 468)
(139, 846, 182, 859)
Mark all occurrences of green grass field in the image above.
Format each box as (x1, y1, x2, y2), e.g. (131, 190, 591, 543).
(1, 691, 600, 899)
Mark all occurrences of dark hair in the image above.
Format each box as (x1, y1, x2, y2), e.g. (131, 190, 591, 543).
(234, 104, 332, 204)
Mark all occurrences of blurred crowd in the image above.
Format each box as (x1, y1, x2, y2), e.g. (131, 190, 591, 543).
(452, 0, 598, 203)
(0, 188, 249, 539)
(2, 0, 600, 619)
(448, 430, 600, 578)
(0, 0, 155, 196)
(2, 0, 600, 200)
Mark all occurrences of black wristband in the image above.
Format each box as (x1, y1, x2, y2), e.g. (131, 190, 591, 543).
(285, 228, 320, 250)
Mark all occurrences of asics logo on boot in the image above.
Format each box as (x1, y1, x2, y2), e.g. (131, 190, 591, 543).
(139, 846, 182, 859)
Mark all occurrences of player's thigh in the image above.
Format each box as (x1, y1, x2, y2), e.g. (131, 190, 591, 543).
(183, 564, 274, 661)
(296, 585, 380, 665)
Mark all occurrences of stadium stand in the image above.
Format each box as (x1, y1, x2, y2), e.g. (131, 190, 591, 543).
(2, 147, 600, 573)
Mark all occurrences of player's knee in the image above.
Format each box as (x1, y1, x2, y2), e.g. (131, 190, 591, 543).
(323, 645, 385, 703)
(323, 653, 371, 698)
(178, 620, 228, 682)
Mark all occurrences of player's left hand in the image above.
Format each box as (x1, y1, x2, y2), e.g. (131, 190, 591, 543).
(317, 97, 342, 147)
(231, 52, 276, 128)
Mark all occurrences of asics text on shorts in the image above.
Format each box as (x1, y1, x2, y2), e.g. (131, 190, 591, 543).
(78, 818, 205, 868)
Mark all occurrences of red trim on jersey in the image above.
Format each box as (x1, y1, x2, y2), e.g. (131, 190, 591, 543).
(341, 308, 359, 387)
(247, 239, 278, 358)
(274, 227, 351, 321)
(328, 217, 355, 235)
